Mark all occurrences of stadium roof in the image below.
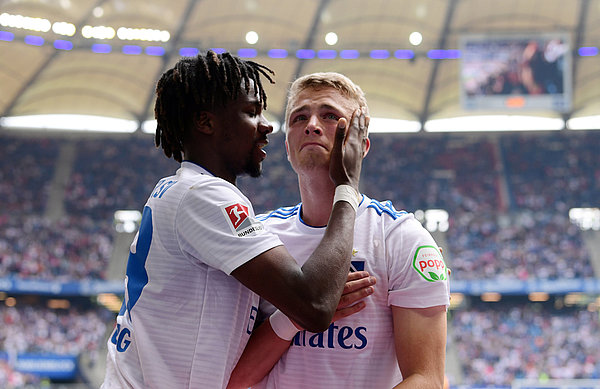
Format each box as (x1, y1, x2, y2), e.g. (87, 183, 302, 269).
(1, 0, 599, 132)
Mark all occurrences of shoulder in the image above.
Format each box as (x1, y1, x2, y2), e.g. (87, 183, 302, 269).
(359, 197, 431, 240)
(256, 204, 301, 222)
(361, 196, 410, 221)
(181, 173, 249, 207)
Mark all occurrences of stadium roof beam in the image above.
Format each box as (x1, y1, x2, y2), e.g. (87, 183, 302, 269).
(135, 0, 199, 133)
(564, 0, 591, 123)
(279, 0, 332, 124)
(418, 0, 457, 129)
(0, 0, 110, 120)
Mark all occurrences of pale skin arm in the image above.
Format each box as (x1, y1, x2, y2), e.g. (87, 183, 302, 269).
(227, 271, 376, 389)
(391, 305, 447, 389)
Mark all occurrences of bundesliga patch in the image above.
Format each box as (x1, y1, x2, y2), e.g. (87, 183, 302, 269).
(222, 202, 265, 237)
(412, 245, 447, 282)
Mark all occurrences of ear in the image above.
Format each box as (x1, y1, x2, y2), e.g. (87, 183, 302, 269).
(285, 138, 291, 162)
(195, 111, 214, 135)
(362, 137, 371, 158)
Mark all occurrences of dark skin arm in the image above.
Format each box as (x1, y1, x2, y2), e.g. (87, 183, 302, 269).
(232, 109, 368, 332)
(227, 271, 376, 389)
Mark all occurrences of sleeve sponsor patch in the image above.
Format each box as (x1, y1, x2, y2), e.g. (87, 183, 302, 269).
(412, 245, 447, 282)
(221, 202, 265, 237)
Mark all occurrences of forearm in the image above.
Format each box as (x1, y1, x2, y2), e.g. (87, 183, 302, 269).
(229, 273, 374, 389)
(227, 319, 294, 389)
(392, 373, 444, 389)
(231, 197, 358, 332)
(293, 201, 356, 329)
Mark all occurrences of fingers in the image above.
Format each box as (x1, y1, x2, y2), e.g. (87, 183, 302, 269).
(338, 280, 374, 307)
(328, 107, 367, 187)
(339, 273, 376, 308)
(359, 109, 365, 130)
(345, 270, 370, 282)
(347, 108, 369, 152)
(348, 109, 363, 142)
(333, 300, 367, 321)
(362, 112, 370, 155)
(331, 271, 376, 323)
(342, 273, 376, 295)
(332, 283, 373, 322)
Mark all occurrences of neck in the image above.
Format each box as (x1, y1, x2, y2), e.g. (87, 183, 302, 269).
(184, 149, 236, 185)
(297, 169, 336, 227)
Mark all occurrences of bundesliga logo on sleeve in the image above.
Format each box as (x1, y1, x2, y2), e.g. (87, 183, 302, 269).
(222, 202, 265, 237)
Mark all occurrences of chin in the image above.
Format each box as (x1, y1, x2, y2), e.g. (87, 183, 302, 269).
(295, 156, 328, 171)
(246, 163, 262, 178)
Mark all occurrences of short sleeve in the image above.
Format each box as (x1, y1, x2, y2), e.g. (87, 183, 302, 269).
(386, 216, 450, 309)
(176, 180, 283, 274)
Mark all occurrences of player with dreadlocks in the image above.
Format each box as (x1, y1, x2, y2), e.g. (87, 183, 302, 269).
(154, 51, 274, 165)
(101, 51, 375, 389)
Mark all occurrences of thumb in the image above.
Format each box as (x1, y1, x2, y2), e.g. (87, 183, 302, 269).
(334, 117, 348, 148)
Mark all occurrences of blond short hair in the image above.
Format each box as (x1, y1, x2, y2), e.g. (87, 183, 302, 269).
(285, 72, 368, 127)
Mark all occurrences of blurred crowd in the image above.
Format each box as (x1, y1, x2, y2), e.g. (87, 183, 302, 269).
(0, 137, 59, 215)
(64, 136, 178, 220)
(0, 359, 42, 389)
(503, 132, 600, 211)
(1, 132, 598, 281)
(0, 303, 112, 388)
(453, 301, 600, 386)
(447, 208, 593, 280)
(0, 304, 109, 358)
(0, 214, 113, 281)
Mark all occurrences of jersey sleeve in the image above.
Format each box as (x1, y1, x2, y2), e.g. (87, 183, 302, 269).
(176, 180, 283, 275)
(386, 215, 450, 309)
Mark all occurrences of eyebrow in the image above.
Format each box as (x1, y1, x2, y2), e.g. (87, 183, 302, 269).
(244, 98, 262, 109)
(289, 103, 342, 117)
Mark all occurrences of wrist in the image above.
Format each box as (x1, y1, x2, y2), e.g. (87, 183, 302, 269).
(333, 184, 360, 212)
(269, 310, 300, 341)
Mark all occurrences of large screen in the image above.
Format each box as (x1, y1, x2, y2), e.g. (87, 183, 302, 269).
(460, 33, 572, 112)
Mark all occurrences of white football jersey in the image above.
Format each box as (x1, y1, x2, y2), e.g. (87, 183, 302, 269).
(102, 161, 283, 389)
(255, 195, 450, 389)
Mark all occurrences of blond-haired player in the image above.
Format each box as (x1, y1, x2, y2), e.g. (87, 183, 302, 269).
(228, 72, 450, 389)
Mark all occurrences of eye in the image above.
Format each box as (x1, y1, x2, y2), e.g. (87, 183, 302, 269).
(291, 114, 307, 123)
(247, 107, 260, 117)
(324, 112, 339, 121)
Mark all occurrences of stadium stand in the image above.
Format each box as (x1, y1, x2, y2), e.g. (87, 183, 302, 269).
(0, 136, 60, 215)
(64, 136, 178, 220)
(452, 299, 600, 386)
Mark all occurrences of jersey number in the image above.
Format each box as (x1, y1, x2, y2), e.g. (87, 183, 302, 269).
(112, 206, 153, 352)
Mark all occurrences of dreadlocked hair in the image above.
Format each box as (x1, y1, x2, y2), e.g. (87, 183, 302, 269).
(154, 50, 275, 162)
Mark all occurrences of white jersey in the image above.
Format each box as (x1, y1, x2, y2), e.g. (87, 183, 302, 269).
(102, 161, 283, 389)
(255, 195, 450, 389)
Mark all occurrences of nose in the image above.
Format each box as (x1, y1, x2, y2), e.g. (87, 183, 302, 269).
(305, 115, 322, 135)
(259, 114, 273, 134)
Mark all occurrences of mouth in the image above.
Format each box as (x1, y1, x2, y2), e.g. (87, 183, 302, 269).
(300, 142, 327, 151)
(255, 139, 269, 159)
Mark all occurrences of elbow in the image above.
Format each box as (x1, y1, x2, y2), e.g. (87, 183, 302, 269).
(303, 319, 332, 334)
(294, 303, 335, 333)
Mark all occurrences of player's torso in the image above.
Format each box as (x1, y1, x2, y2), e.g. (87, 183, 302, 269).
(259, 200, 405, 388)
(108, 169, 259, 388)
